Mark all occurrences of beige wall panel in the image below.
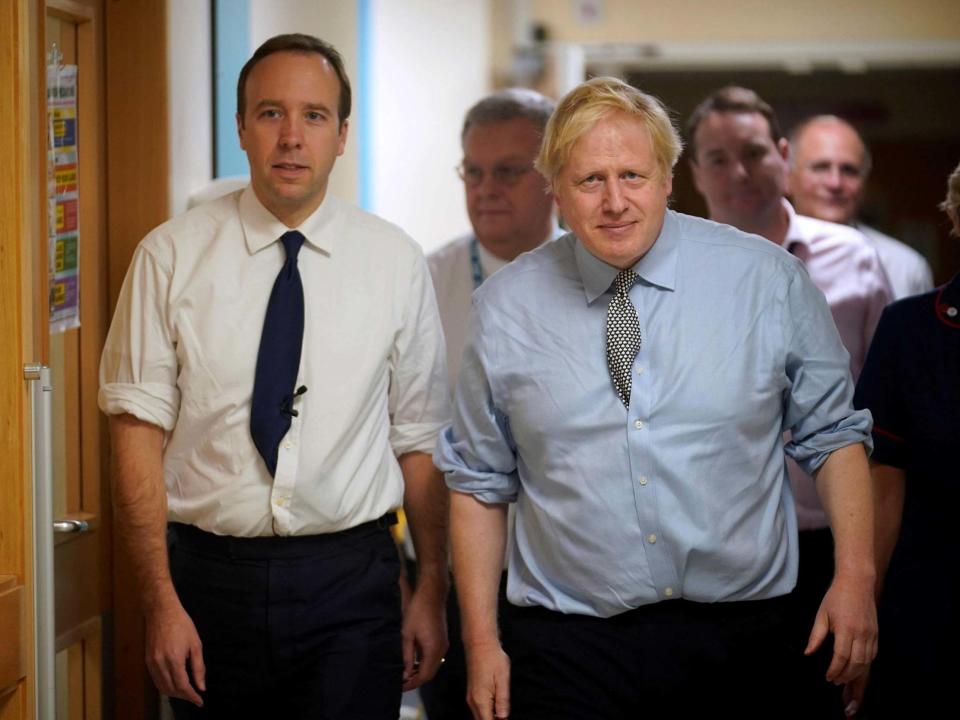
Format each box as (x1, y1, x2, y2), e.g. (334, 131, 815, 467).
(529, 0, 960, 43)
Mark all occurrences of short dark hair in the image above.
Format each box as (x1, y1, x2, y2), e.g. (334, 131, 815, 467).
(461, 88, 556, 142)
(236, 33, 352, 128)
(686, 86, 781, 162)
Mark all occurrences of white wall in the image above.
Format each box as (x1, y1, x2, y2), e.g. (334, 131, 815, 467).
(367, 0, 491, 252)
(168, 0, 213, 216)
(167, 0, 491, 253)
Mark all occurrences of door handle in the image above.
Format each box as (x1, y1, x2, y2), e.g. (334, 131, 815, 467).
(25, 362, 54, 720)
(53, 518, 90, 534)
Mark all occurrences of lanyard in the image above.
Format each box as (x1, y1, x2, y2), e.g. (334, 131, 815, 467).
(469, 237, 485, 290)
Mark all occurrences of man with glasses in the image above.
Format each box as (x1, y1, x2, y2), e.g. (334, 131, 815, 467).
(429, 89, 558, 384)
(418, 88, 556, 720)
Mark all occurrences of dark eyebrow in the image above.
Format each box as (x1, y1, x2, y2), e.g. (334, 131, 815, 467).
(253, 100, 334, 114)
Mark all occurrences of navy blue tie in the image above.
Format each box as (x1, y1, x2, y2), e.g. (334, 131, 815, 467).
(250, 230, 306, 476)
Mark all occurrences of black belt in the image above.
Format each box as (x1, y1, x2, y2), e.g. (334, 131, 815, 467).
(168, 512, 397, 560)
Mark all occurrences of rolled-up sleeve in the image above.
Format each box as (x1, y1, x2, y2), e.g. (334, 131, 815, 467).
(782, 268, 873, 474)
(388, 249, 450, 456)
(98, 244, 180, 430)
(435, 305, 519, 504)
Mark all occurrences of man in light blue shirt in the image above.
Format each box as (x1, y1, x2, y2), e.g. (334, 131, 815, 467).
(436, 77, 878, 720)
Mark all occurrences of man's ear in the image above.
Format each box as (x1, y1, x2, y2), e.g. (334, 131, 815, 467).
(336, 119, 349, 157)
(237, 112, 246, 150)
(689, 157, 704, 195)
(777, 137, 790, 164)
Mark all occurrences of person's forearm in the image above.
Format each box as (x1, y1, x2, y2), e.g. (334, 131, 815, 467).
(110, 413, 178, 615)
(400, 451, 450, 597)
(450, 491, 507, 648)
(814, 443, 876, 584)
(871, 462, 905, 597)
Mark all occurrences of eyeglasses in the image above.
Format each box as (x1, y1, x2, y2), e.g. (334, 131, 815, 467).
(456, 163, 534, 188)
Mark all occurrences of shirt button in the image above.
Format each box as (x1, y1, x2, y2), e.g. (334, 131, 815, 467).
(274, 496, 288, 507)
(634, 420, 645, 430)
(283, 440, 293, 450)
(664, 587, 674, 598)
(647, 533, 657, 544)
(638, 475, 648, 486)
(948, 306, 958, 318)
(635, 366, 644, 375)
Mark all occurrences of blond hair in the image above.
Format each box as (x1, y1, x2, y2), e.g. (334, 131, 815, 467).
(941, 159, 960, 236)
(535, 77, 682, 187)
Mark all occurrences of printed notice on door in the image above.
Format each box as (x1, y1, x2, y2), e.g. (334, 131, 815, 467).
(47, 63, 80, 334)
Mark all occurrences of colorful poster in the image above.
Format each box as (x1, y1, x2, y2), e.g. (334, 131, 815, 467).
(47, 63, 80, 333)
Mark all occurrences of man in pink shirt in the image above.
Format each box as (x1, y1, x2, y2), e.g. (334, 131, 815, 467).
(687, 86, 892, 719)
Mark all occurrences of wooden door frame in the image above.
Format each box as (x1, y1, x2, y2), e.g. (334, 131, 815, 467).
(104, 1, 170, 718)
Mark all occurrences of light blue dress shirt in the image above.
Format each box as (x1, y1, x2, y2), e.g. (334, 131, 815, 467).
(436, 210, 873, 618)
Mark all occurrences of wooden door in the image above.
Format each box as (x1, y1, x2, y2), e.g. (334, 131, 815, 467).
(0, 1, 110, 718)
(1, 0, 47, 717)
(45, 1, 110, 718)
(2, 1, 170, 717)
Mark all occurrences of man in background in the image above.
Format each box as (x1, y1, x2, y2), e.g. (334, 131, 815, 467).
(421, 87, 557, 720)
(789, 114, 933, 298)
(688, 86, 892, 718)
(429, 88, 558, 384)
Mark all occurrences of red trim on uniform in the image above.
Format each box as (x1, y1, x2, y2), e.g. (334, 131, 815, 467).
(934, 284, 960, 329)
(873, 425, 904, 443)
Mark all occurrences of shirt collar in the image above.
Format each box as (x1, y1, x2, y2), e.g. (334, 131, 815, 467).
(239, 185, 339, 256)
(575, 209, 679, 304)
(782, 199, 810, 253)
(475, 238, 509, 277)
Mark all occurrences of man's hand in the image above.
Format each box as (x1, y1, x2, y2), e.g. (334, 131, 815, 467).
(144, 600, 206, 706)
(805, 573, 877, 685)
(465, 641, 510, 720)
(809, 443, 878, 686)
(401, 585, 448, 690)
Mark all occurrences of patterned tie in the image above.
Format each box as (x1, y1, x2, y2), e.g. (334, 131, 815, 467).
(250, 230, 306, 477)
(605, 269, 642, 409)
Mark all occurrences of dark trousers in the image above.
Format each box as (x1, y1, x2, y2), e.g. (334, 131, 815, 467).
(795, 528, 845, 719)
(166, 517, 403, 720)
(504, 595, 819, 720)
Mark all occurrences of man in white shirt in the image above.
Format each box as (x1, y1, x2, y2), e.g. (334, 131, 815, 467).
(428, 89, 558, 385)
(422, 88, 556, 720)
(788, 115, 933, 299)
(99, 34, 450, 719)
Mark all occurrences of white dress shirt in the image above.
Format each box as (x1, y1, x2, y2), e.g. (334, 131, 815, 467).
(428, 228, 563, 389)
(427, 235, 509, 390)
(854, 222, 934, 300)
(99, 187, 449, 537)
